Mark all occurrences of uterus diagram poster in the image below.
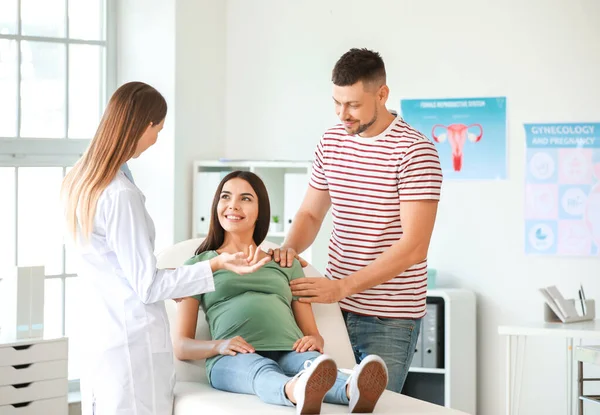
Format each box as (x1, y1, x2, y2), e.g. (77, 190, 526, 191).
(400, 97, 507, 180)
(524, 123, 600, 256)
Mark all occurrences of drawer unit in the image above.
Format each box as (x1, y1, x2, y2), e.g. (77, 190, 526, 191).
(0, 337, 68, 415)
(0, 360, 68, 387)
(0, 378, 67, 406)
(0, 396, 67, 415)
(0, 340, 67, 367)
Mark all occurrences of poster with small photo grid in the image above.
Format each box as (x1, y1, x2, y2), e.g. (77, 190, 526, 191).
(524, 123, 600, 256)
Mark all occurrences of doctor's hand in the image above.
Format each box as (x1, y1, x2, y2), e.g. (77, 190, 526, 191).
(268, 246, 308, 268)
(211, 246, 271, 275)
(215, 336, 255, 356)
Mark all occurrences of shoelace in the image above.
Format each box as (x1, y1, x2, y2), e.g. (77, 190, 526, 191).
(340, 365, 358, 386)
(291, 359, 316, 382)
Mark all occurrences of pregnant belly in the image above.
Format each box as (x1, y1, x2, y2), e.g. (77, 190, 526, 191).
(207, 295, 301, 348)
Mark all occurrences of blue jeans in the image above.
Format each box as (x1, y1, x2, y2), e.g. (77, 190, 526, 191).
(342, 311, 421, 393)
(209, 350, 350, 407)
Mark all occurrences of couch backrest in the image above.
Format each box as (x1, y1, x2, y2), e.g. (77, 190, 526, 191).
(156, 238, 356, 383)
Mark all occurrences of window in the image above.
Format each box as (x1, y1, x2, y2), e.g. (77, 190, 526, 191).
(0, 0, 113, 385)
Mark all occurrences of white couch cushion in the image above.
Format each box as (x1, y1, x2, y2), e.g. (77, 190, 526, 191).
(173, 381, 465, 415)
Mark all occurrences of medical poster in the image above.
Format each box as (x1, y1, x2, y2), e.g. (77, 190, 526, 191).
(524, 123, 600, 256)
(400, 97, 507, 180)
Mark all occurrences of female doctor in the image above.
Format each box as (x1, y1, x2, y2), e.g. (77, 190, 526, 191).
(61, 81, 270, 415)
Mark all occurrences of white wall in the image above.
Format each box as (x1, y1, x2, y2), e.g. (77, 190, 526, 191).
(223, 1, 600, 414)
(116, 0, 176, 251)
(174, 0, 226, 242)
(225, 0, 338, 159)
(118, 0, 227, 247)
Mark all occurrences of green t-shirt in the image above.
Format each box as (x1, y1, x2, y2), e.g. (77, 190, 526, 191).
(184, 251, 305, 381)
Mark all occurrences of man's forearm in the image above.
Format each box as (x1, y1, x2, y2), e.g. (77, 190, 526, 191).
(340, 238, 428, 297)
(283, 211, 323, 254)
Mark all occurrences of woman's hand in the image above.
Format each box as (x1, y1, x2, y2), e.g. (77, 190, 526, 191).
(293, 334, 324, 353)
(215, 336, 255, 356)
(210, 245, 271, 274)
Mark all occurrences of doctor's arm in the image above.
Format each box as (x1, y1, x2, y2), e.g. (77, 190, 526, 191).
(106, 189, 216, 304)
(173, 297, 254, 360)
(106, 189, 269, 304)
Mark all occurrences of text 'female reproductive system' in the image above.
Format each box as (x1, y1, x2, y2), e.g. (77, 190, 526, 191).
(432, 124, 484, 171)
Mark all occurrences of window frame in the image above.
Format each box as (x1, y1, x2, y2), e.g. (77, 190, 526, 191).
(0, 0, 117, 390)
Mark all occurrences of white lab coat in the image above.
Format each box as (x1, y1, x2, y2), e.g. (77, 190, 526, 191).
(72, 171, 215, 415)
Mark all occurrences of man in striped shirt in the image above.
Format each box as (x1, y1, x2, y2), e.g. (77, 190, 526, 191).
(271, 48, 443, 393)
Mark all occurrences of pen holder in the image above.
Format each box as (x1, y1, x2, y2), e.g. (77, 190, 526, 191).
(544, 299, 595, 323)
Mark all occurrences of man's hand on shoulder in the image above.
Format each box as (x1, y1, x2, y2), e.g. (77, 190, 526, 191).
(267, 246, 308, 268)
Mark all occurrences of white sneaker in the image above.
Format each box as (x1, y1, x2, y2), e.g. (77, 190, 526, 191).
(291, 354, 337, 414)
(346, 355, 388, 413)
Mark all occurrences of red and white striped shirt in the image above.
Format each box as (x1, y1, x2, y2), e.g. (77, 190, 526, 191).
(309, 116, 443, 319)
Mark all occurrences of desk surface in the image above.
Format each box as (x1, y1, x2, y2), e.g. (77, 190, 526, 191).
(0, 334, 66, 347)
(498, 319, 600, 338)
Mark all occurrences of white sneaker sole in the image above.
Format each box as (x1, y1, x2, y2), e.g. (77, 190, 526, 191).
(297, 358, 337, 415)
(350, 359, 388, 413)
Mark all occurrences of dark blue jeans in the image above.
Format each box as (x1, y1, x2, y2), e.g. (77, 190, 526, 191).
(342, 311, 421, 393)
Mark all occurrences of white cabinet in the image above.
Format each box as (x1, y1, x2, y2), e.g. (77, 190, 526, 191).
(404, 288, 477, 414)
(192, 160, 330, 270)
(0, 337, 68, 415)
(282, 172, 308, 234)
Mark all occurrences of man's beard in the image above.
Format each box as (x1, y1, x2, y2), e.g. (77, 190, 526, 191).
(345, 107, 378, 135)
